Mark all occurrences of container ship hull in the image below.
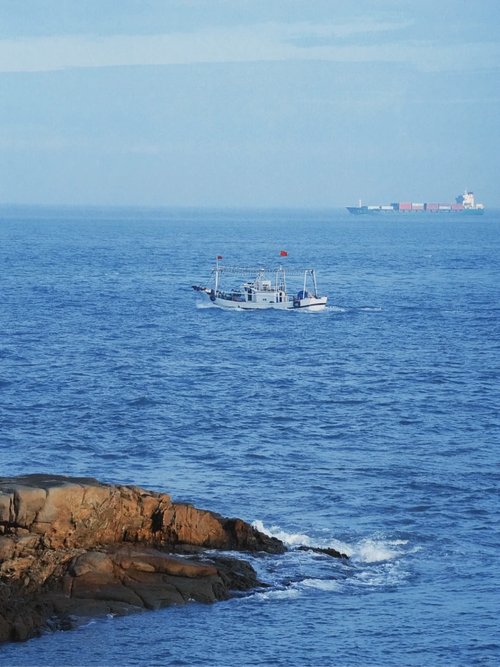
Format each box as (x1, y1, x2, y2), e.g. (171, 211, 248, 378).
(346, 206, 484, 216)
(347, 190, 484, 216)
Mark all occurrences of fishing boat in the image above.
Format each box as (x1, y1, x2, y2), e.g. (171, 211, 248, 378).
(192, 259, 328, 311)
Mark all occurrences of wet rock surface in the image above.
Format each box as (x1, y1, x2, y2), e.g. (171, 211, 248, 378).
(0, 474, 284, 643)
(297, 545, 349, 560)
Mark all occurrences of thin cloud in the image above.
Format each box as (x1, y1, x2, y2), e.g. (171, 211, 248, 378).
(0, 22, 497, 73)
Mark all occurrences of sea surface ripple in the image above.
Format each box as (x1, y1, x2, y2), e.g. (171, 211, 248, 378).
(0, 206, 499, 666)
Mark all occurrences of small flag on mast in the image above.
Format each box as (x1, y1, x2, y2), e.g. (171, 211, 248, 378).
(280, 251, 288, 257)
(217, 255, 222, 260)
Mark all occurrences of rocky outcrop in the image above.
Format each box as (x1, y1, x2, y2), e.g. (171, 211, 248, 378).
(0, 474, 284, 553)
(298, 545, 349, 560)
(0, 474, 284, 643)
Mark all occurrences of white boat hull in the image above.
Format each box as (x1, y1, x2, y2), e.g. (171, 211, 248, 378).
(292, 296, 328, 311)
(199, 290, 327, 311)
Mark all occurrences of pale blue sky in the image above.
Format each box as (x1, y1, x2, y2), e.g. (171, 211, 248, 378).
(0, 0, 499, 207)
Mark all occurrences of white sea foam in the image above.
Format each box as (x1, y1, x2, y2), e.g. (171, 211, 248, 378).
(301, 308, 327, 314)
(301, 578, 341, 592)
(251, 521, 416, 597)
(253, 520, 314, 546)
(254, 587, 301, 601)
(252, 520, 353, 555)
(253, 520, 416, 566)
(352, 560, 410, 588)
(351, 538, 405, 563)
(196, 301, 250, 312)
(252, 521, 416, 564)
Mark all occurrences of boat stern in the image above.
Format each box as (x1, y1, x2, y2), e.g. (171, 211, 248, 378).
(292, 295, 328, 310)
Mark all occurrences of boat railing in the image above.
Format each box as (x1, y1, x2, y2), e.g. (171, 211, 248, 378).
(216, 290, 245, 302)
(214, 265, 316, 277)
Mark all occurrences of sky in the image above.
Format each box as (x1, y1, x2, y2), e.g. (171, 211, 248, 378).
(0, 0, 499, 207)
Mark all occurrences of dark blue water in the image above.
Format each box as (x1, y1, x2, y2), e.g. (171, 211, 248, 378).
(1, 206, 499, 666)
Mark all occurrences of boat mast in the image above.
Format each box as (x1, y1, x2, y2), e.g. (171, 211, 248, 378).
(312, 270, 318, 297)
(214, 256, 220, 294)
(276, 266, 286, 294)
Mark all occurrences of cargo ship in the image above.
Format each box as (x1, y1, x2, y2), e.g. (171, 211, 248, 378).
(347, 190, 484, 215)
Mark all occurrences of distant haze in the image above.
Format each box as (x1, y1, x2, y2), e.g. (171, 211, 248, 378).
(1, 0, 499, 207)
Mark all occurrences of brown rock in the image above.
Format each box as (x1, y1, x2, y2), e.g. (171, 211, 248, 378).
(69, 551, 114, 577)
(124, 577, 185, 610)
(110, 547, 218, 578)
(0, 493, 12, 524)
(72, 574, 145, 608)
(218, 517, 285, 554)
(14, 486, 47, 528)
(0, 475, 286, 555)
(0, 474, 286, 644)
(0, 536, 15, 561)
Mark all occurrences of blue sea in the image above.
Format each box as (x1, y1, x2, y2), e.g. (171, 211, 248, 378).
(0, 206, 499, 667)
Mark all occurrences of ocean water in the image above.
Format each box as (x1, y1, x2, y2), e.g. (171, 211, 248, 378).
(0, 206, 499, 667)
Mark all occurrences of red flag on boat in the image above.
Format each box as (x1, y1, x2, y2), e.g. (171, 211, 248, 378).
(280, 251, 288, 256)
(217, 255, 222, 259)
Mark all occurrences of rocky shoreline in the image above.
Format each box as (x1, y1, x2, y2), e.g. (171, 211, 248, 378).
(0, 474, 347, 643)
